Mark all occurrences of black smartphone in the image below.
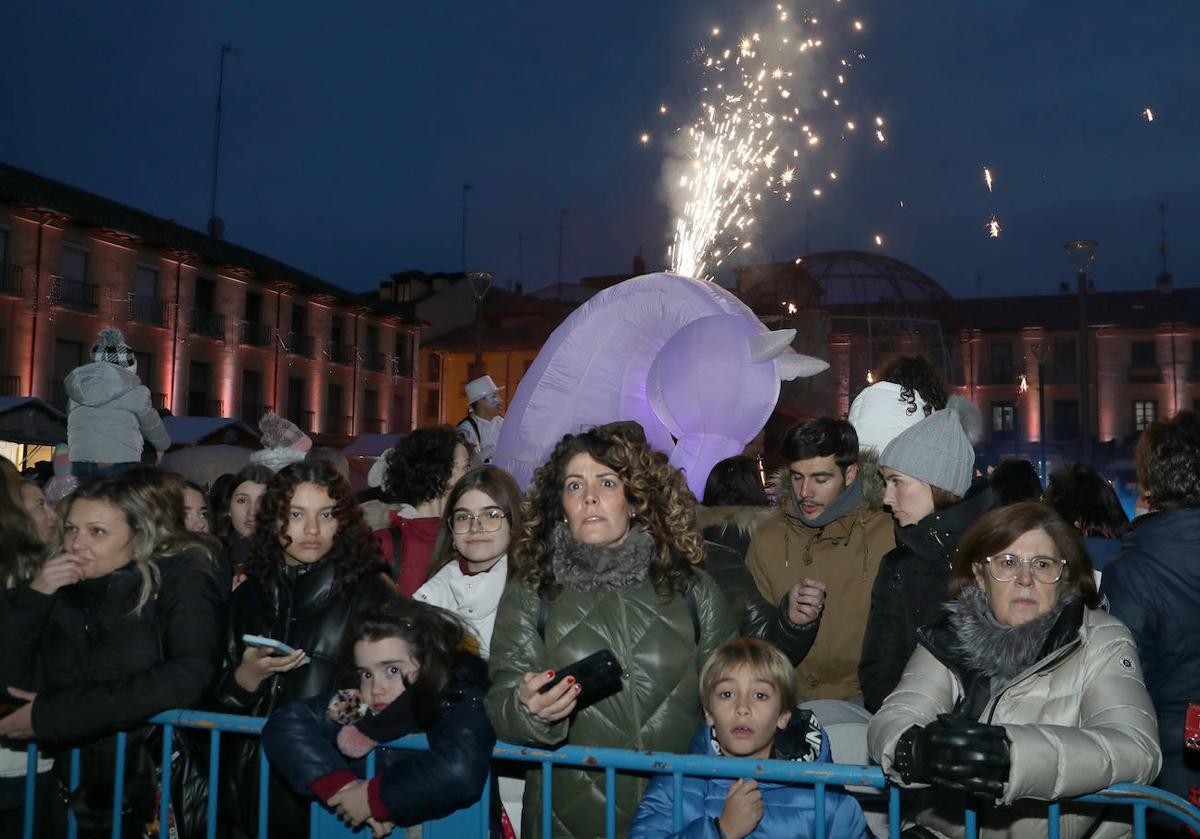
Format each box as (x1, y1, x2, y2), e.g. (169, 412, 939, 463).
(539, 649, 623, 711)
(0, 695, 30, 720)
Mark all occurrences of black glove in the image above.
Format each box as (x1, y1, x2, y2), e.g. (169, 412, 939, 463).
(893, 713, 1011, 798)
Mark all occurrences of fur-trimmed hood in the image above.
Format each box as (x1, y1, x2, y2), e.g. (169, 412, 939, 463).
(694, 504, 773, 536)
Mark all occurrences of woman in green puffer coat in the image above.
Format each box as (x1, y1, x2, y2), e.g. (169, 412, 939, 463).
(485, 427, 736, 838)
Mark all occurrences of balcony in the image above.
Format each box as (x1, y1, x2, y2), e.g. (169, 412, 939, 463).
(131, 294, 169, 327)
(1127, 365, 1164, 384)
(287, 333, 315, 358)
(50, 275, 100, 312)
(1, 265, 26, 297)
(362, 351, 387, 372)
(48, 379, 68, 411)
(326, 343, 354, 366)
(286, 409, 314, 434)
(190, 309, 226, 340)
(0, 375, 21, 397)
(240, 320, 273, 347)
(363, 417, 385, 434)
(391, 356, 414, 378)
(328, 414, 353, 435)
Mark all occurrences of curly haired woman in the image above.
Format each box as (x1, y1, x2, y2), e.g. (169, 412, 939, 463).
(485, 427, 735, 838)
(213, 461, 396, 837)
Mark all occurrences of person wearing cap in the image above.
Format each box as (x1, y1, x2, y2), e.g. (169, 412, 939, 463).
(859, 396, 993, 713)
(64, 328, 171, 478)
(457, 375, 505, 463)
(745, 418, 895, 702)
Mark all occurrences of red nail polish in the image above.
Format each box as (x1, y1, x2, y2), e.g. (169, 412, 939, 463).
(545, 671, 555, 679)
(573, 684, 582, 692)
(566, 676, 575, 685)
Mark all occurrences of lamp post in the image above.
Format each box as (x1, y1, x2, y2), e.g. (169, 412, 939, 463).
(1064, 240, 1097, 464)
(1030, 342, 1049, 481)
(467, 271, 492, 380)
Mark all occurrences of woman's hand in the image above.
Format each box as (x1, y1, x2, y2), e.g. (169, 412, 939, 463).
(718, 779, 764, 839)
(786, 578, 826, 626)
(233, 647, 308, 693)
(0, 689, 36, 739)
(366, 818, 395, 838)
(31, 554, 86, 595)
(518, 670, 579, 723)
(328, 779, 373, 827)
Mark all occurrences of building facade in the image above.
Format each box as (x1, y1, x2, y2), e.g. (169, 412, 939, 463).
(0, 162, 421, 439)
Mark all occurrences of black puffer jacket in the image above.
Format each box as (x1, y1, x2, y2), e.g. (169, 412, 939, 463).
(859, 486, 993, 713)
(213, 555, 394, 837)
(1100, 506, 1200, 805)
(1, 549, 222, 839)
(703, 541, 817, 666)
(261, 654, 495, 828)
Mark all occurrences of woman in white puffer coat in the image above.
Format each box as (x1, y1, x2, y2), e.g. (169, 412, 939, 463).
(868, 502, 1161, 839)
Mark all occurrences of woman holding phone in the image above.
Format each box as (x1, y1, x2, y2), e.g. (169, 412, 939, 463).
(486, 427, 735, 838)
(213, 461, 394, 837)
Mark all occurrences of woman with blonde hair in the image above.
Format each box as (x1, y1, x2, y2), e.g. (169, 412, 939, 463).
(486, 427, 735, 838)
(0, 471, 224, 838)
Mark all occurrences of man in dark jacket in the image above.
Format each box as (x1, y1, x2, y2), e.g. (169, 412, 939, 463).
(1101, 410, 1200, 809)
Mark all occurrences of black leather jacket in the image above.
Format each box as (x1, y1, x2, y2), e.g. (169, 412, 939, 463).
(213, 554, 394, 836)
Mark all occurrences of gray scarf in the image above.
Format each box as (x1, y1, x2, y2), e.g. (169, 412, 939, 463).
(550, 523, 654, 592)
(786, 478, 865, 528)
(946, 584, 1075, 687)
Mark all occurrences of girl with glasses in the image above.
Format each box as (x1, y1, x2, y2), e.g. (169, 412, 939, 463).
(414, 466, 522, 659)
(869, 502, 1161, 838)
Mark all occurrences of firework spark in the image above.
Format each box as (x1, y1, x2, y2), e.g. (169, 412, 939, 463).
(665, 9, 886, 280)
(987, 214, 1002, 238)
(983, 167, 994, 192)
(1142, 107, 1154, 122)
(874, 234, 883, 246)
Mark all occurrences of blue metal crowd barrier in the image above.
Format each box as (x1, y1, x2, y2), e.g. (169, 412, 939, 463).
(16, 708, 1200, 838)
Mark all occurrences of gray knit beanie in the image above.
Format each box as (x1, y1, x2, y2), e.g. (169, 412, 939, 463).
(91, 328, 137, 370)
(878, 395, 982, 497)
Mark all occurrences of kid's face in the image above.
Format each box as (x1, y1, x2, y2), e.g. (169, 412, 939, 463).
(282, 482, 339, 565)
(231, 481, 267, 537)
(704, 665, 791, 760)
(182, 487, 210, 534)
(355, 637, 420, 712)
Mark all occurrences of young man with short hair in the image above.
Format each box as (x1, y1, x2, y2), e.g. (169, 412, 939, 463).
(745, 418, 894, 701)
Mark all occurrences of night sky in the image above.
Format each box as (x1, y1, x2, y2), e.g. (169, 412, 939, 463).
(3, 1, 1197, 299)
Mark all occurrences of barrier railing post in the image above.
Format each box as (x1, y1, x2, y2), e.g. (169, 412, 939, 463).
(68, 747, 80, 839)
(814, 781, 826, 839)
(206, 730, 221, 839)
(159, 723, 174, 839)
(604, 767, 616, 837)
(672, 773, 684, 832)
(257, 747, 270, 839)
(541, 761, 553, 839)
(22, 743, 37, 839)
(111, 730, 127, 839)
(964, 802, 977, 839)
(1133, 803, 1147, 838)
(889, 785, 901, 839)
(1047, 802, 1061, 839)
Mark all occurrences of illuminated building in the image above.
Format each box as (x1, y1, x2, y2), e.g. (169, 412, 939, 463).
(0, 161, 420, 440)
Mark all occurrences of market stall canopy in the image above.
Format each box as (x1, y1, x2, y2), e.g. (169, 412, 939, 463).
(342, 432, 405, 493)
(162, 416, 261, 449)
(0, 397, 68, 445)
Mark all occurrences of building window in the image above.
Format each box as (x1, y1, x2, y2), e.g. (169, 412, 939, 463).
(1052, 400, 1079, 440)
(241, 370, 263, 423)
(991, 401, 1015, 434)
(365, 388, 379, 430)
(1051, 339, 1076, 384)
(0, 226, 8, 266)
(287, 376, 308, 430)
(327, 383, 345, 433)
(1131, 341, 1156, 368)
(989, 342, 1013, 384)
(188, 362, 213, 416)
(1133, 400, 1157, 432)
(59, 243, 89, 282)
(195, 277, 216, 311)
(426, 353, 440, 383)
(423, 389, 439, 422)
(291, 302, 307, 336)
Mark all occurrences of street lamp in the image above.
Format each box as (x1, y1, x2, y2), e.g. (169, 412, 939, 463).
(1064, 240, 1097, 464)
(467, 271, 493, 380)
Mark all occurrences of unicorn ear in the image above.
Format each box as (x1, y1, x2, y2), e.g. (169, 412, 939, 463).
(748, 329, 797, 362)
(776, 351, 830, 381)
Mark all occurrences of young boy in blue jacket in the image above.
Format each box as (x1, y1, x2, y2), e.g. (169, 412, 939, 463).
(630, 638, 868, 839)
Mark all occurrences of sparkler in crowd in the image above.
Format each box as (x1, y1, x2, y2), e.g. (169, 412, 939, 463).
(986, 214, 1002, 238)
(663, 3, 876, 280)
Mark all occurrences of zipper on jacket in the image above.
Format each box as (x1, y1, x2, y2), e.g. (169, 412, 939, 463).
(984, 639, 1082, 724)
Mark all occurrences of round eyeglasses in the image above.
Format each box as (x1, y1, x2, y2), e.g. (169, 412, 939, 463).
(983, 554, 1068, 585)
(449, 508, 508, 534)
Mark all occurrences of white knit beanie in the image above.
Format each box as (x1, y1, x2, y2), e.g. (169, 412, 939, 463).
(878, 396, 982, 497)
(848, 381, 929, 452)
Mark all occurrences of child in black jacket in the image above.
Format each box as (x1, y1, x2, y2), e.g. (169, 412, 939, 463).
(262, 599, 496, 836)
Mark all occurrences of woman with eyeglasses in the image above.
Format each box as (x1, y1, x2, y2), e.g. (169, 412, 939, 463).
(868, 502, 1161, 839)
(414, 466, 522, 659)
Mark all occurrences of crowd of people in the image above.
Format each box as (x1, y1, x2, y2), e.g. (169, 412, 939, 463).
(0, 339, 1197, 839)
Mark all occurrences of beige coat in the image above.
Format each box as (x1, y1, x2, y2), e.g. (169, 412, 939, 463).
(746, 491, 894, 700)
(868, 607, 1162, 839)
